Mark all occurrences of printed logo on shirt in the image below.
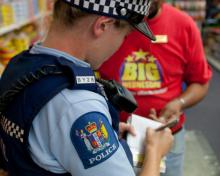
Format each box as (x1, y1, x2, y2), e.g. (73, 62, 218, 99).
(120, 49, 167, 95)
(70, 112, 119, 169)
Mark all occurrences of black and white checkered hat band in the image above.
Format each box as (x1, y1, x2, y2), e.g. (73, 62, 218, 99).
(63, 0, 150, 18)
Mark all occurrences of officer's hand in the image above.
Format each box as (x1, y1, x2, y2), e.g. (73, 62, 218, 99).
(145, 128, 173, 158)
(119, 122, 136, 139)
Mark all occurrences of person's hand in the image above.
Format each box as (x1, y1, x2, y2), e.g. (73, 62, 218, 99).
(148, 108, 165, 123)
(159, 99, 183, 123)
(119, 122, 136, 139)
(149, 99, 183, 123)
(148, 108, 168, 124)
(145, 128, 173, 158)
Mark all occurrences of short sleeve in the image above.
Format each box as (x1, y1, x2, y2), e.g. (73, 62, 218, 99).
(48, 91, 135, 176)
(183, 19, 212, 84)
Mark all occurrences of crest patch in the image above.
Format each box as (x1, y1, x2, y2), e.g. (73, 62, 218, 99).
(70, 112, 119, 169)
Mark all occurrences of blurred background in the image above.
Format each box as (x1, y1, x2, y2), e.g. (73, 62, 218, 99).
(0, 0, 220, 175)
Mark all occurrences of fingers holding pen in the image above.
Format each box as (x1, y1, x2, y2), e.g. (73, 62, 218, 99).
(146, 127, 174, 158)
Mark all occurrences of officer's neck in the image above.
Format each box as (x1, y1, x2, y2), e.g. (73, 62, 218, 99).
(42, 23, 88, 62)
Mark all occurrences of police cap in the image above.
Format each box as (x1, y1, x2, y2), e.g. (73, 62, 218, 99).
(62, 0, 155, 41)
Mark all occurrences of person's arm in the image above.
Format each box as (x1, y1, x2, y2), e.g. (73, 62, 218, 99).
(47, 90, 137, 176)
(31, 89, 173, 176)
(139, 128, 173, 176)
(156, 15, 212, 123)
(175, 82, 209, 110)
(151, 82, 210, 122)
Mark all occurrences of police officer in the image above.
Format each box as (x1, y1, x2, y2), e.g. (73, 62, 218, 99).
(0, 0, 173, 176)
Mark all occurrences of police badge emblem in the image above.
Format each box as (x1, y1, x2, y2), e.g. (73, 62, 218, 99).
(71, 112, 119, 169)
(77, 120, 110, 154)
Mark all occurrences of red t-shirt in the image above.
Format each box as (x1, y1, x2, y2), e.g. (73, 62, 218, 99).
(98, 3, 212, 132)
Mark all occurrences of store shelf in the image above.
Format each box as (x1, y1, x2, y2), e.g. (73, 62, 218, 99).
(0, 12, 51, 36)
(207, 55, 220, 72)
(204, 27, 220, 35)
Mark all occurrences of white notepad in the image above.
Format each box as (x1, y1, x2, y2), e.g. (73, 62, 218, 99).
(127, 114, 166, 173)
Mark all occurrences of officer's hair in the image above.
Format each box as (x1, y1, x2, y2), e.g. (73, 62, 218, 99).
(53, 0, 128, 28)
(53, 0, 89, 27)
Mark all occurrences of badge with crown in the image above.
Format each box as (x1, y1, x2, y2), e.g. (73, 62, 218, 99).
(71, 112, 119, 168)
(76, 119, 110, 154)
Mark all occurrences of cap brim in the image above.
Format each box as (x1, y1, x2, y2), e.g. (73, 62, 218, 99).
(133, 21, 156, 41)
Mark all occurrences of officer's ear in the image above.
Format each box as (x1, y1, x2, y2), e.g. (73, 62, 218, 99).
(92, 16, 116, 37)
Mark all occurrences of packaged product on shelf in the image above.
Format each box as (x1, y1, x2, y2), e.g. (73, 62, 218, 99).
(173, 0, 207, 30)
(11, 0, 29, 23)
(203, 0, 220, 71)
(38, 0, 47, 13)
(12, 32, 30, 53)
(0, 7, 2, 28)
(0, 2, 15, 26)
(0, 0, 52, 29)
(0, 23, 40, 67)
(0, 35, 17, 66)
(31, 0, 40, 16)
(174, 0, 206, 21)
(21, 24, 39, 43)
(0, 0, 52, 69)
(0, 61, 4, 75)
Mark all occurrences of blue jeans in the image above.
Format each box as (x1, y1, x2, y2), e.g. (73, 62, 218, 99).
(161, 128, 185, 176)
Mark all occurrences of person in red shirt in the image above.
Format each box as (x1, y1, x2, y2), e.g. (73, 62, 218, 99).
(98, 0, 212, 176)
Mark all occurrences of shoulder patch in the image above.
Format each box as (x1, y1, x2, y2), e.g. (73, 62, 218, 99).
(70, 112, 119, 169)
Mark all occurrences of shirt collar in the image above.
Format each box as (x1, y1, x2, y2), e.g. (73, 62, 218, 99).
(30, 43, 90, 68)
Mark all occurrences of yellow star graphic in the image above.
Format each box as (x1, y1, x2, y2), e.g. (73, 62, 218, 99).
(133, 50, 148, 61)
(148, 56, 156, 62)
(125, 55, 134, 62)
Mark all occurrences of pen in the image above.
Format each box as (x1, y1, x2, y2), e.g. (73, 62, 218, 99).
(155, 118, 179, 132)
